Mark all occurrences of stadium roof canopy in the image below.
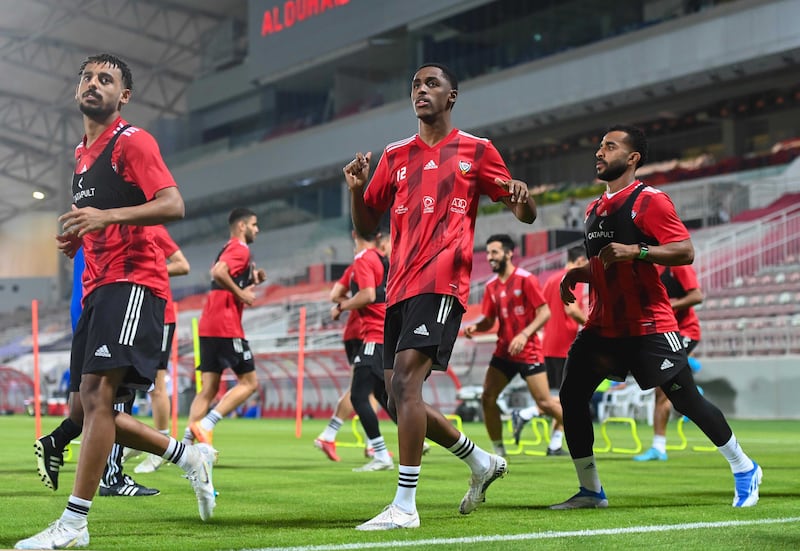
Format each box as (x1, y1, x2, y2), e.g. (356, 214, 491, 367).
(0, 0, 246, 225)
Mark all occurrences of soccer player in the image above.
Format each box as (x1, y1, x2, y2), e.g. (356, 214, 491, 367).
(330, 230, 394, 472)
(344, 62, 537, 530)
(183, 208, 267, 447)
(510, 245, 587, 448)
(316, 232, 406, 462)
(17, 53, 215, 550)
(133, 225, 191, 473)
(551, 124, 761, 510)
(633, 264, 703, 462)
(464, 234, 562, 457)
(36, 247, 160, 498)
(314, 260, 362, 462)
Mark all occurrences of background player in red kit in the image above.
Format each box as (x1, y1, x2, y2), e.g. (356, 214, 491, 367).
(464, 234, 563, 457)
(314, 261, 362, 461)
(551, 124, 760, 510)
(184, 208, 267, 449)
(541, 245, 588, 392)
(130, 225, 191, 473)
(344, 62, 537, 530)
(634, 263, 703, 462)
(17, 53, 215, 551)
(330, 230, 394, 472)
(510, 245, 588, 446)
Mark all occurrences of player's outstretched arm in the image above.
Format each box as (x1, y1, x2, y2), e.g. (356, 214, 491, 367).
(497, 178, 537, 224)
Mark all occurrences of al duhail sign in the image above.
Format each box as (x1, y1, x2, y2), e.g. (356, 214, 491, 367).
(247, 0, 464, 82)
(259, 0, 350, 36)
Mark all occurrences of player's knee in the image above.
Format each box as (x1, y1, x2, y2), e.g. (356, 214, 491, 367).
(536, 396, 558, 413)
(389, 373, 419, 405)
(558, 386, 582, 411)
(480, 391, 499, 409)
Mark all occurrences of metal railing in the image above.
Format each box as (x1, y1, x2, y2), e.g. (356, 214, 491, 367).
(694, 205, 800, 293)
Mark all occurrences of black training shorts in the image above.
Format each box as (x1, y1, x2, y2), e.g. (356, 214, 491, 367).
(198, 336, 255, 375)
(566, 329, 688, 390)
(70, 283, 165, 396)
(383, 293, 464, 372)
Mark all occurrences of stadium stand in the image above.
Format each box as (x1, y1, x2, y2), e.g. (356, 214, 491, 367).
(4, 1, 800, 419)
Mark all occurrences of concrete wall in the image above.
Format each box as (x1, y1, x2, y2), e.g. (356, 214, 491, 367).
(0, 277, 59, 313)
(695, 356, 800, 419)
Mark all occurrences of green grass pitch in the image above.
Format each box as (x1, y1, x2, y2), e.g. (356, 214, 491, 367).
(1, 415, 798, 550)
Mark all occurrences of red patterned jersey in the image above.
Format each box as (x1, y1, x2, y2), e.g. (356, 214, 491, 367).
(73, 117, 176, 300)
(350, 248, 387, 343)
(658, 264, 702, 341)
(542, 268, 586, 358)
(364, 128, 511, 309)
(150, 225, 179, 324)
(337, 264, 361, 341)
(481, 267, 546, 363)
(198, 237, 252, 338)
(584, 182, 690, 337)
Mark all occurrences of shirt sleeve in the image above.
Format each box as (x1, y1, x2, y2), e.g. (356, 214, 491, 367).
(671, 265, 700, 291)
(337, 264, 353, 287)
(476, 141, 512, 202)
(151, 225, 179, 257)
(118, 130, 177, 200)
(480, 283, 495, 319)
(635, 190, 691, 244)
(363, 150, 394, 212)
(524, 274, 547, 309)
(219, 243, 250, 278)
(352, 253, 379, 290)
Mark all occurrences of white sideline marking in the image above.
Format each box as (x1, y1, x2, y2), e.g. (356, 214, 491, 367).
(239, 517, 800, 551)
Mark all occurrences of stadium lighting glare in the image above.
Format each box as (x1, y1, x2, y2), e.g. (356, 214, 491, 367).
(32, 191, 45, 200)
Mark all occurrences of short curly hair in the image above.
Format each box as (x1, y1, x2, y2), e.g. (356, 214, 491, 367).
(79, 53, 133, 91)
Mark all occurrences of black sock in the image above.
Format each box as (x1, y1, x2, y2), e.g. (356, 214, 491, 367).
(51, 418, 82, 450)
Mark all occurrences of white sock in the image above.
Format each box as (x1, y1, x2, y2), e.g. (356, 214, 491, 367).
(320, 416, 343, 441)
(448, 432, 491, 473)
(163, 438, 191, 469)
(200, 409, 223, 431)
(549, 430, 564, 450)
(718, 434, 755, 474)
(61, 496, 91, 528)
(181, 427, 194, 445)
(573, 455, 602, 493)
(368, 436, 392, 463)
(392, 465, 420, 514)
(520, 405, 539, 421)
(652, 434, 667, 454)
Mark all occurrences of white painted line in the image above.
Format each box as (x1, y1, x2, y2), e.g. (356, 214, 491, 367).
(238, 516, 800, 551)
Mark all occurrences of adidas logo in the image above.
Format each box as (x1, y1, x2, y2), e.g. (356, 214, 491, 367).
(660, 358, 674, 370)
(423, 159, 438, 170)
(413, 324, 430, 336)
(94, 345, 112, 358)
(353, 355, 361, 363)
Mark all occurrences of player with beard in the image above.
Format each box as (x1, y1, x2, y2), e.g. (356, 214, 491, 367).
(183, 208, 267, 449)
(551, 124, 761, 510)
(464, 234, 563, 457)
(345, 63, 537, 530)
(17, 53, 215, 550)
